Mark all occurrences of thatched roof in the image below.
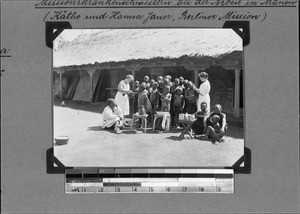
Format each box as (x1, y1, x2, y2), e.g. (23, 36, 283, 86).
(53, 29, 242, 68)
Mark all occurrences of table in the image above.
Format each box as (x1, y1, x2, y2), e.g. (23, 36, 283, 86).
(179, 119, 196, 139)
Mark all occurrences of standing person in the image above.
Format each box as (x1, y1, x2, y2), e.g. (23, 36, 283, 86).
(171, 78, 180, 94)
(157, 76, 165, 93)
(173, 87, 185, 128)
(179, 76, 184, 87)
(144, 76, 151, 90)
(184, 81, 198, 114)
(160, 85, 172, 131)
(102, 98, 124, 134)
(149, 79, 155, 88)
(115, 75, 134, 117)
(193, 72, 211, 113)
(132, 81, 140, 113)
(170, 78, 180, 125)
(157, 76, 164, 83)
(136, 83, 149, 129)
(149, 82, 160, 125)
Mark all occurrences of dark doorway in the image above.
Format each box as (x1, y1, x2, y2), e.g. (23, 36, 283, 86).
(93, 70, 110, 102)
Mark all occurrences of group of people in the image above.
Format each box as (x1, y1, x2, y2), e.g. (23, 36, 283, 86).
(102, 72, 227, 144)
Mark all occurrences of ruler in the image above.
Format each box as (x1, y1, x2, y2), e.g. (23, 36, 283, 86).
(65, 169, 234, 193)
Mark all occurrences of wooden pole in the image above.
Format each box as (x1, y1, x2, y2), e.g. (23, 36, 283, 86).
(88, 69, 95, 103)
(59, 72, 62, 99)
(234, 69, 241, 117)
(131, 69, 135, 115)
(194, 69, 199, 87)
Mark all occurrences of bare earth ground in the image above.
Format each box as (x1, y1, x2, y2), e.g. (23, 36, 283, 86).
(53, 101, 244, 167)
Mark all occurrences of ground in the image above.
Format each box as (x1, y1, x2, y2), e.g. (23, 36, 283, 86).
(53, 100, 244, 167)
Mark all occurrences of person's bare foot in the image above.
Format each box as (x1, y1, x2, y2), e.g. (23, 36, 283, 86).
(219, 137, 225, 143)
(211, 140, 217, 144)
(114, 127, 121, 134)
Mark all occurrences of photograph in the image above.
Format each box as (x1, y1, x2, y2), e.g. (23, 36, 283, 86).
(53, 28, 244, 167)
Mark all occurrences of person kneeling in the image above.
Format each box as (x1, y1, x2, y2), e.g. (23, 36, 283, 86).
(102, 98, 124, 134)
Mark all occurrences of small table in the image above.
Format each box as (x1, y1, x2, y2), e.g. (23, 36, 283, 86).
(179, 120, 196, 139)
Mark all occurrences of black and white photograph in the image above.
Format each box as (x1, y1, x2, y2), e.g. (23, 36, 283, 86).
(53, 29, 244, 167)
(1, 0, 299, 212)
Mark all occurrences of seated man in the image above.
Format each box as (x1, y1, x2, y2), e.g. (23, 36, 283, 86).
(102, 98, 124, 134)
(191, 102, 209, 135)
(204, 104, 228, 144)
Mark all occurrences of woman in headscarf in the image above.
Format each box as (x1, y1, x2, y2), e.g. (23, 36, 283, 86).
(114, 74, 134, 116)
(193, 72, 211, 113)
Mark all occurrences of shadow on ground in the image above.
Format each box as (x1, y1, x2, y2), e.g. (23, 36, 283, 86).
(87, 126, 103, 131)
(165, 136, 185, 141)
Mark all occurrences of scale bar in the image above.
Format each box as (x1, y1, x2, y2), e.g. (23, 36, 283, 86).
(65, 169, 234, 193)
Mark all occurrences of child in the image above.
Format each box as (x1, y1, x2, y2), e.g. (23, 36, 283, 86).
(137, 83, 149, 129)
(149, 79, 155, 88)
(184, 81, 198, 114)
(157, 76, 164, 83)
(144, 76, 150, 90)
(163, 78, 173, 89)
(133, 81, 140, 113)
(165, 75, 172, 82)
(134, 80, 140, 89)
(171, 78, 180, 94)
(179, 76, 184, 86)
(170, 78, 180, 126)
(173, 87, 185, 128)
(160, 85, 172, 130)
(149, 82, 160, 125)
(191, 102, 209, 135)
(204, 104, 227, 144)
(157, 76, 165, 93)
(183, 79, 189, 90)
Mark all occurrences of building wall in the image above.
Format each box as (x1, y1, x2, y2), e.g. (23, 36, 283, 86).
(205, 66, 235, 113)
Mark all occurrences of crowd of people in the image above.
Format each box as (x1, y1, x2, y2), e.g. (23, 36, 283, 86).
(102, 72, 227, 144)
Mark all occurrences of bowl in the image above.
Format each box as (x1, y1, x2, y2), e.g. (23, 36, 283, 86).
(54, 135, 69, 145)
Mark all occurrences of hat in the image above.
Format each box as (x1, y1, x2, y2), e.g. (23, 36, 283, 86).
(126, 74, 134, 81)
(198, 72, 209, 78)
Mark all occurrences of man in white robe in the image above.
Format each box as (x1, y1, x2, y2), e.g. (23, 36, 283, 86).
(102, 98, 124, 134)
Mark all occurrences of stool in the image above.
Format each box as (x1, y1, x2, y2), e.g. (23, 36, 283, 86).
(130, 113, 148, 132)
(179, 120, 195, 139)
(152, 112, 171, 132)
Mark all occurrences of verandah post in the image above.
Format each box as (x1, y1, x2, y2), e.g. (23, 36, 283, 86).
(234, 69, 241, 118)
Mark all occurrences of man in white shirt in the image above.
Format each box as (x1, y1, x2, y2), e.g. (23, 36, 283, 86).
(102, 98, 124, 134)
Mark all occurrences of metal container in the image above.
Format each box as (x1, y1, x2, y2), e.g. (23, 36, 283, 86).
(55, 135, 69, 145)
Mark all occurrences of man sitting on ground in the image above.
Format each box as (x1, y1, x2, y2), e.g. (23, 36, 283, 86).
(102, 98, 124, 134)
(203, 104, 227, 144)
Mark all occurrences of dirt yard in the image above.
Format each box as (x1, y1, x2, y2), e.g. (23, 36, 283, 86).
(53, 100, 244, 167)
